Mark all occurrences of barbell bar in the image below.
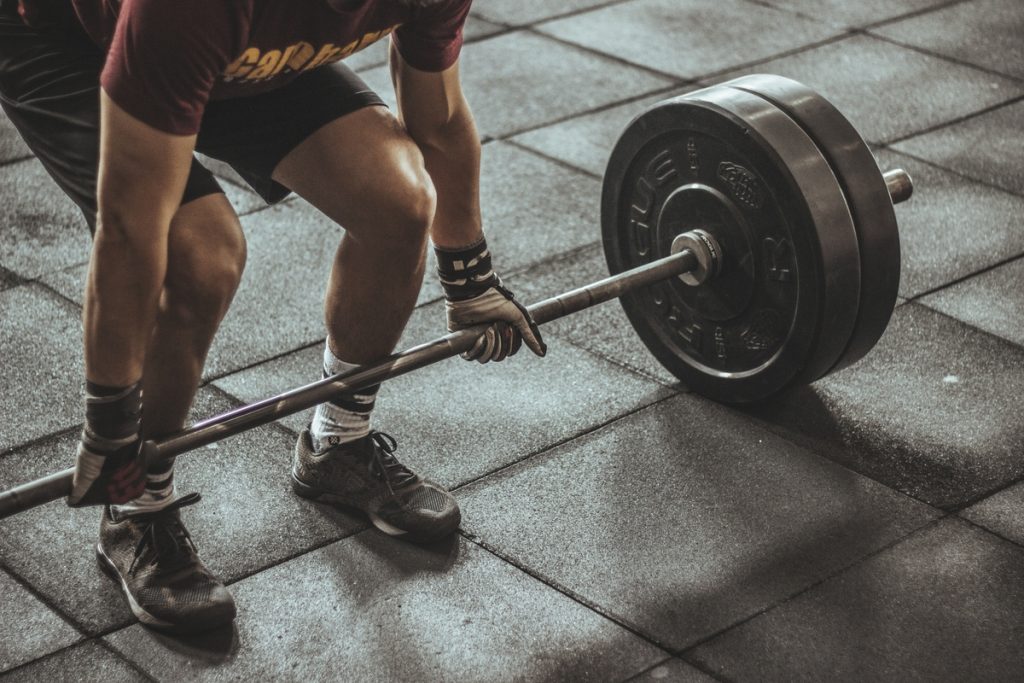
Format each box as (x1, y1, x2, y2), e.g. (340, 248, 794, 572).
(0, 74, 914, 519)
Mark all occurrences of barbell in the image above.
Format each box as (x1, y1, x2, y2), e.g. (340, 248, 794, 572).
(0, 74, 911, 519)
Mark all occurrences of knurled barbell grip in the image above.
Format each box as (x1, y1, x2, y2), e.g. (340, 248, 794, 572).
(0, 248, 699, 519)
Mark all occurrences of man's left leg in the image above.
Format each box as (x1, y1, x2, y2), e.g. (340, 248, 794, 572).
(272, 105, 460, 543)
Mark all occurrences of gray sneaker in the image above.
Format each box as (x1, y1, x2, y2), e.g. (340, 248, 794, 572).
(292, 429, 461, 543)
(96, 493, 236, 633)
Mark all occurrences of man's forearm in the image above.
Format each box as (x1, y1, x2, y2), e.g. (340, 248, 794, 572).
(414, 105, 484, 249)
(83, 213, 169, 386)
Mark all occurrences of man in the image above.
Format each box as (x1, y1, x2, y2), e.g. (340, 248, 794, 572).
(0, 0, 544, 634)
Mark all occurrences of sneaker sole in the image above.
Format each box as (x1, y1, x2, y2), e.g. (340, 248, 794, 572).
(290, 472, 460, 543)
(95, 544, 234, 634)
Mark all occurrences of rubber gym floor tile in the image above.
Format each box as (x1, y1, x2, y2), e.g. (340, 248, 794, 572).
(892, 100, 1024, 197)
(105, 533, 666, 682)
(502, 244, 682, 386)
(0, 113, 30, 164)
(470, 0, 624, 26)
(920, 256, 1024, 348)
(538, 0, 839, 80)
(0, 388, 364, 635)
(744, 303, 1024, 511)
(0, 285, 84, 454)
(625, 658, 718, 682)
(0, 641, 145, 683)
(198, 201, 340, 379)
(457, 394, 938, 651)
(214, 297, 673, 489)
(476, 142, 603, 275)
(874, 149, 1024, 299)
(757, 0, 952, 28)
(360, 31, 675, 139)
(0, 159, 91, 281)
(711, 34, 1024, 145)
(510, 90, 690, 178)
(0, 569, 80, 674)
(688, 519, 1024, 680)
(871, 0, 1024, 80)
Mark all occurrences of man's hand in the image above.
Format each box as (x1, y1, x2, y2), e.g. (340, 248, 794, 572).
(68, 437, 149, 507)
(446, 281, 546, 362)
(436, 237, 545, 363)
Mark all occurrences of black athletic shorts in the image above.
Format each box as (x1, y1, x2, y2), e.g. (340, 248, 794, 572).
(0, 0, 385, 232)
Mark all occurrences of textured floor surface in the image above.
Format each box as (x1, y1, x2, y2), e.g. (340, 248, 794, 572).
(2, 0, 1023, 680)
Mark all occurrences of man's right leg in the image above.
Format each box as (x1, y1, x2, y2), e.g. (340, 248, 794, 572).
(0, 6, 239, 631)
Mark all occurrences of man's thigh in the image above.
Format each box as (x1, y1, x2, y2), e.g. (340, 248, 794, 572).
(196, 63, 386, 207)
(0, 4, 222, 232)
(270, 105, 433, 239)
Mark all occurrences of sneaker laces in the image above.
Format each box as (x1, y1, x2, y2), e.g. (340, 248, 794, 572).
(127, 492, 202, 575)
(365, 431, 418, 489)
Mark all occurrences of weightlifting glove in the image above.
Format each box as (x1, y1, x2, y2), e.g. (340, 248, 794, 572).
(436, 238, 546, 363)
(67, 381, 148, 507)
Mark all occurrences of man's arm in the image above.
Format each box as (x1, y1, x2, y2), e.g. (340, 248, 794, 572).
(68, 91, 196, 506)
(389, 45, 544, 361)
(85, 90, 196, 386)
(388, 44, 481, 249)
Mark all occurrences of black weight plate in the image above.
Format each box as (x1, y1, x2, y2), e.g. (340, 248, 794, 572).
(726, 75, 901, 374)
(602, 86, 861, 403)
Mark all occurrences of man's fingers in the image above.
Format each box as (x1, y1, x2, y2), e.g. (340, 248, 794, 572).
(462, 332, 490, 361)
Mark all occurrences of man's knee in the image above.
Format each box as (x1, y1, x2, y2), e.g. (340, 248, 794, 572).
(163, 196, 246, 329)
(375, 158, 436, 250)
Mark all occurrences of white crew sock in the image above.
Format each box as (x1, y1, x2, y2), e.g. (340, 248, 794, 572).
(110, 460, 176, 518)
(310, 342, 380, 452)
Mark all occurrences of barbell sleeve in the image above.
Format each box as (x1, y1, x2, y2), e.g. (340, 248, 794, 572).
(0, 248, 698, 519)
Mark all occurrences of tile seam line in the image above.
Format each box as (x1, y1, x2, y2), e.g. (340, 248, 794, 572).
(857, 0, 973, 31)
(0, 152, 33, 167)
(472, 0, 636, 30)
(676, 513, 953, 660)
(522, 26, 692, 84)
(450, 390, 679, 495)
(859, 29, 1024, 85)
(0, 640, 91, 680)
(96, 636, 160, 683)
(881, 142, 1024, 199)
(906, 266, 1024, 329)
(0, 424, 81, 461)
(0, 637, 159, 683)
(0, 558, 92, 643)
(493, 82, 692, 147)
(955, 515, 1024, 553)
(915, 291, 1024, 353)
(461, 530, 678, 654)
(689, 31, 858, 83)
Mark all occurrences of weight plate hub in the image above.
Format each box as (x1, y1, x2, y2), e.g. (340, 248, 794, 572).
(602, 82, 861, 403)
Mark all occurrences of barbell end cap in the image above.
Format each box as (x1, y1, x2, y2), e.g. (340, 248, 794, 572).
(884, 168, 913, 205)
(670, 229, 722, 286)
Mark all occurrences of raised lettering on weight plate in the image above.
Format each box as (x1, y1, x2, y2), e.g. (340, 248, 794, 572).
(763, 237, 792, 282)
(687, 138, 700, 177)
(671, 312, 703, 355)
(646, 150, 678, 187)
(717, 162, 765, 210)
(714, 327, 728, 362)
(630, 176, 655, 257)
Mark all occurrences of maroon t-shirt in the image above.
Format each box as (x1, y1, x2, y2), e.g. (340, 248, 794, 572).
(18, 0, 471, 135)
